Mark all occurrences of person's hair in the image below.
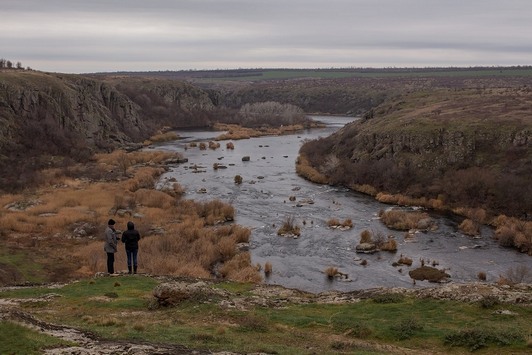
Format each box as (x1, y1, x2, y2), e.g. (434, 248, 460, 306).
(108, 219, 116, 225)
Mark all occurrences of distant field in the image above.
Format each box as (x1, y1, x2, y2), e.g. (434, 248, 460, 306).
(105, 66, 532, 82)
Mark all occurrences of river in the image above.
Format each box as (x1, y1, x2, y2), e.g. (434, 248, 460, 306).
(153, 116, 531, 293)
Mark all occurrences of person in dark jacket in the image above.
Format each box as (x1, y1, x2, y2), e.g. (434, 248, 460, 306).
(121, 221, 141, 274)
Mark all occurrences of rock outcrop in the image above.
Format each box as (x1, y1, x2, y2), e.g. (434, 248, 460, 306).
(0, 71, 215, 154)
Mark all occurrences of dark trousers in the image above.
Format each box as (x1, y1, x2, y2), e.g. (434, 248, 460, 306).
(106, 252, 115, 274)
(126, 248, 138, 267)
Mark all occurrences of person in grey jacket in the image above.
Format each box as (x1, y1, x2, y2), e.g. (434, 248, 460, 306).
(104, 219, 119, 274)
(121, 221, 141, 274)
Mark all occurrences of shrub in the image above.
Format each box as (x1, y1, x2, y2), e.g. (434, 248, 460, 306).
(234, 175, 243, 184)
(325, 266, 339, 279)
(295, 155, 329, 184)
(397, 256, 413, 266)
(380, 209, 430, 231)
(408, 266, 450, 283)
(198, 142, 207, 150)
(372, 293, 405, 304)
(237, 101, 306, 128)
(277, 216, 300, 237)
(342, 219, 353, 228)
(226, 142, 235, 150)
(327, 218, 341, 227)
(264, 262, 272, 276)
(477, 271, 487, 281)
(331, 317, 372, 338)
(352, 183, 378, 196)
(459, 218, 480, 236)
(147, 131, 179, 143)
(390, 318, 423, 340)
(378, 237, 398, 252)
(360, 230, 373, 243)
(479, 295, 499, 308)
(444, 328, 523, 351)
(134, 188, 174, 209)
(208, 141, 220, 150)
(328, 218, 353, 229)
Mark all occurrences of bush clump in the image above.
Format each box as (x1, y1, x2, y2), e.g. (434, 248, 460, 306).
(277, 216, 300, 237)
(444, 328, 523, 351)
(408, 266, 450, 283)
(390, 318, 423, 340)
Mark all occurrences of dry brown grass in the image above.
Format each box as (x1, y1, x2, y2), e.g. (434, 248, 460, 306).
(379, 238, 398, 252)
(144, 131, 179, 144)
(1, 149, 260, 284)
(327, 218, 340, 227)
(277, 216, 301, 237)
(360, 230, 373, 244)
(458, 218, 480, 236)
(234, 175, 243, 184)
(453, 207, 488, 224)
(477, 271, 487, 281)
(327, 218, 353, 229)
(208, 141, 221, 150)
(125, 167, 165, 192)
(379, 209, 431, 231)
(264, 261, 272, 276)
(214, 123, 307, 141)
(325, 266, 339, 279)
(492, 215, 532, 255)
(295, 155, 328, 185)
(134, 188, 175, 209)
(375, 192, 446, 211)
(351, 184, 378, 197)
(397, 256, 413, 266)
(226, 142, 235, 150)
(219, 253, 262, 282)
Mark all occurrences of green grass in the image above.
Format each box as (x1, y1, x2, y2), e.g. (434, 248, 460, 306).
(1, 278, 531, 354)
(192, 67, 532, 82)
(0, 321, 75, 354)
(0, 246, 48, 284)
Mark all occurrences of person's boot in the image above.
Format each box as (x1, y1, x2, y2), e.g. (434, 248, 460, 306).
(133, 265, 137, 274)
(128, 266, 132, 274)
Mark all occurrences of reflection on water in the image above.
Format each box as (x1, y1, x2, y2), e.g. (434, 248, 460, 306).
(154, 116, 531, 293)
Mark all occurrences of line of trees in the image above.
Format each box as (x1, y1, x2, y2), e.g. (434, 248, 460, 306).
(0, 58, 27, 70)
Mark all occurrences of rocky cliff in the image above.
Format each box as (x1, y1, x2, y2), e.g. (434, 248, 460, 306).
(0, 72, 139, 151)
(0, 70, 215, 191)
(0, 71, 216, 152)
(300, 87, 532, 217)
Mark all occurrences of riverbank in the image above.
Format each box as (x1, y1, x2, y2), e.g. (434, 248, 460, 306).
(0, 147, 261, 286)
(296, 150, 532, 256)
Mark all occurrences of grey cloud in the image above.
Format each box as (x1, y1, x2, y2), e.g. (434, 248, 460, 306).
(2, 0, 532, 72)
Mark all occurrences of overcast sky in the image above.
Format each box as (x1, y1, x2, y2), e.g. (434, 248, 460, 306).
(2, 0, 532, 73)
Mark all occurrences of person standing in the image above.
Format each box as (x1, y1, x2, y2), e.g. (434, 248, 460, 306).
(103, 219, 119, 274)
(121, 221, 141, 274)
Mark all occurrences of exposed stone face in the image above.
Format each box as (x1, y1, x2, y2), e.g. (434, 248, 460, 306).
(343, 124, 531, 171)
(0, 72, 215, 153)
(0, 73, 142, 149)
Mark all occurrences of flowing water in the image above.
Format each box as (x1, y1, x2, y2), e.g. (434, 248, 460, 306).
(153, 116, 531, 293)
